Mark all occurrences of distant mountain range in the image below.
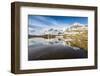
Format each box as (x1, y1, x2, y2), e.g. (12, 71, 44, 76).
(28, 22, 87, 36)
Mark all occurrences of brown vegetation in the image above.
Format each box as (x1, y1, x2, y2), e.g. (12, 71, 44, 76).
(67, 31, 88, 50)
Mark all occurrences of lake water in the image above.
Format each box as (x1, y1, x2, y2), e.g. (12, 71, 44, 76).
(28, 37, 69, 47)
(28, 37, 88, 60)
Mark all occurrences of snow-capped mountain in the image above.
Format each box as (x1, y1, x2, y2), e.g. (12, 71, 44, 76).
(28, 22, 87, 36)
(66, 22, 88, 30)
(44, 28, 64, 35)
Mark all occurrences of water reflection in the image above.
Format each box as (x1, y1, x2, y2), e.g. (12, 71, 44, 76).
(29, 37, 69, 47)
(28, 37, 88, 60)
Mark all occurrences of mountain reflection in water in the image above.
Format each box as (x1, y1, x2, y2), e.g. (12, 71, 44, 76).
(29, 37, 67, 46)
(28, 37, 87, 60)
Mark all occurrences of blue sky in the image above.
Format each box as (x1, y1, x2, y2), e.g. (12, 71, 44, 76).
(28, 15, 88, 35)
